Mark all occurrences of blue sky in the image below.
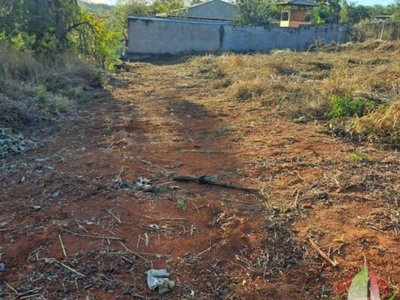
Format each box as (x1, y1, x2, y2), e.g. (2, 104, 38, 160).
(87, 0, 396, 7)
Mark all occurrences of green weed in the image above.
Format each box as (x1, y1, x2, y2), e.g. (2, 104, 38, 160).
(328, 95, 376, 119)
(36, 85, 47, 102)
(349, 149, 370, 163)
(176, 197, 187, 211)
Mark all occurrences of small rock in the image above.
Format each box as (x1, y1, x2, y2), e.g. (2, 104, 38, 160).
(0, 262, 6, 271)
(35, 158, 47, 162)
(33, 206, 41, 211)
(142, 184, 153, 192)
(44, 258, 55, 264)
(293, 116, 307, 123)
(51, 190, 59, 198)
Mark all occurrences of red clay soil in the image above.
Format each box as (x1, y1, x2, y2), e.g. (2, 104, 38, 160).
(1, 59, 400, 300)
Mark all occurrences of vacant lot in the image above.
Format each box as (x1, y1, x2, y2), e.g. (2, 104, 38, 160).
(1, 41, 399, 299)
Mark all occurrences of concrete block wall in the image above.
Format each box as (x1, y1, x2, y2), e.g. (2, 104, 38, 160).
(223, 24, 349, 52)
(126, 16, 349, 57)
(127, 17, 227, 55)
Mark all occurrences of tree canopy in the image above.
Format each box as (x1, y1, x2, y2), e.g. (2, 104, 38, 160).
(235, 0, 280, 27)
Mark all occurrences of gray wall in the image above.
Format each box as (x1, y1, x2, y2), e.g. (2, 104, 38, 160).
(126, 16, 349, 57)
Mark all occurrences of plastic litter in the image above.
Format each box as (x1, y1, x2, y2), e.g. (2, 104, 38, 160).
(146, 269, 175, 295)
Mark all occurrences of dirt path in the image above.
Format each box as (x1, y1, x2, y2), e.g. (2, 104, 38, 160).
(1, 58, 399, 299)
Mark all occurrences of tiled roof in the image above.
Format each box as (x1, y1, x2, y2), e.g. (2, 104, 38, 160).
(183, 0, 237, 21)
(277, 0, 318, 6)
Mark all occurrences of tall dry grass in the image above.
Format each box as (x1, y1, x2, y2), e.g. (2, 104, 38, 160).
(0, 44, 104, 128)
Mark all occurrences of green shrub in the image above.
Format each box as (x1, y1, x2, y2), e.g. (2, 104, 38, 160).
(328, 95, 377, 119)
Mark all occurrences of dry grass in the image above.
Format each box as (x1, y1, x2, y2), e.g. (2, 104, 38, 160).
(189, 40, 400, 144)
(354, 101, 400, 144)
(0, 44, 104, 128)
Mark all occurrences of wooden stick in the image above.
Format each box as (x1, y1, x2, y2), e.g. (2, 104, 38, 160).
(181, 150, 228, 154)
(106, 209, 122, 224)
(309, 239, 338, 267)
(19, 294, 43, 300)
(119, 241, 149, 262)
(137, 158, 172, 175)
(58, 261, 85, 277)
(10, 288, 42, 300)
(5, 281, 19, 295)
(58, 227, 125, 241)
(172, 175, 259, 193)
(58, 234, 68, 259)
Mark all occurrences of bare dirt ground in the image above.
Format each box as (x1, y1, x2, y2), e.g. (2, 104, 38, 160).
(1, 56, 400, 299)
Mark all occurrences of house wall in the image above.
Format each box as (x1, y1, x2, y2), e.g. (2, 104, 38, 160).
(126, 17, 349, 58)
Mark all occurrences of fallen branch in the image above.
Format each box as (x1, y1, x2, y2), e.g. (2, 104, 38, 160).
(172, 175, 259, 194)
(309, 239, 338, 267)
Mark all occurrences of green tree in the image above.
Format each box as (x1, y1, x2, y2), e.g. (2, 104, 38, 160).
(78, 0, 113, 18)
(0, 0, 81, 53)
(340, 1, 370, 23)
(386, 0, 400, 21)
(68, 9, 121, 69)
(150, 0, 185, 15)
(235, 0, 278, 27)
(312, 0, 341, 23)
(310, 6, 330, 24)
(108, 0, 149, 33)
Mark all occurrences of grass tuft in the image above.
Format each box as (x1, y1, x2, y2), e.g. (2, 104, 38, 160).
(353, 100, 400, 144)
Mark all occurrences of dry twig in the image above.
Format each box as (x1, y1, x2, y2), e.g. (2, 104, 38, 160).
(57, 261, 85, 277)
(119, 241, 149, 262)
(309, 239, 338, 267)
(137, 158, 172, 175)
(58, 227, 125, 241)
(58, 234, 68, 259)
(181, 149, 228, 153)
(106, 208, 122, 223)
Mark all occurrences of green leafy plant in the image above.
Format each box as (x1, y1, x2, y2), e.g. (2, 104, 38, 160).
(328, 95, 377, 119)
(349, 149, 370, 162)
(36, 85, 48, 102)
(335, 265, 397, 300)
(176, 197, 186, 211)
